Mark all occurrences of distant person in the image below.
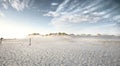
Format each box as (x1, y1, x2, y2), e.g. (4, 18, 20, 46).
(0, 38, 3, 44)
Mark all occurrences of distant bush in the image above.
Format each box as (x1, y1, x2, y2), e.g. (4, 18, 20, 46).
(48, 32, 68, 36)
(29, 33, 40, 36)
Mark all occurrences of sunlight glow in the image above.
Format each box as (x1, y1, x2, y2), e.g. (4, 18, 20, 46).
(0, 19, 36, 38)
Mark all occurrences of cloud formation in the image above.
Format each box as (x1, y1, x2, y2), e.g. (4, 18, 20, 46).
(51, 14, 101, 24)
(44, 11, 60, 17)
(51, 3, 58, 6)
(2, 2, 8, 9)
(10, 0, 33, 11)
(0, 0, 34, 11)
(45, 0, 120, 28)
(0, 11, 5, 17)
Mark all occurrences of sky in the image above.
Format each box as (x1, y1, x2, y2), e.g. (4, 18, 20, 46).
(0, 0, 120, 38)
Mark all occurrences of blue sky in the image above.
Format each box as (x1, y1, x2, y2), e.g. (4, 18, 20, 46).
(0, 0, 120, 38)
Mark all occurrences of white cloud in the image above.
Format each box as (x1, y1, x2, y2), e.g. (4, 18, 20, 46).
(113, 15, 120, 21)
(51, 14, 101, 24)
(44, 11, 102, 26)
(51, 3, 58, 6)
(0, 0, 35, 12)
(0, 11, 5, 17)
(44, 11, 60, 17)
(2, 2, 8, 9)
(9, 0, 26, 11)
(92, 12, 106, 16)
(8, 0, 32, 11)
(56, 0, 70, 12)
(44, 0, 119, 29)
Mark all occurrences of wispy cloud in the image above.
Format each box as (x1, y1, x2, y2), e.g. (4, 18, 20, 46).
(9, 0, 31, 11)
(0, 11, 5, 17)
(51, 3, 58, 6)
(51, 14, 101, 24)
(2, 2, 8, 9)
(0, 0, 34, 11)
(44, 0, 120, 30)
(44, 11, 60, 17)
